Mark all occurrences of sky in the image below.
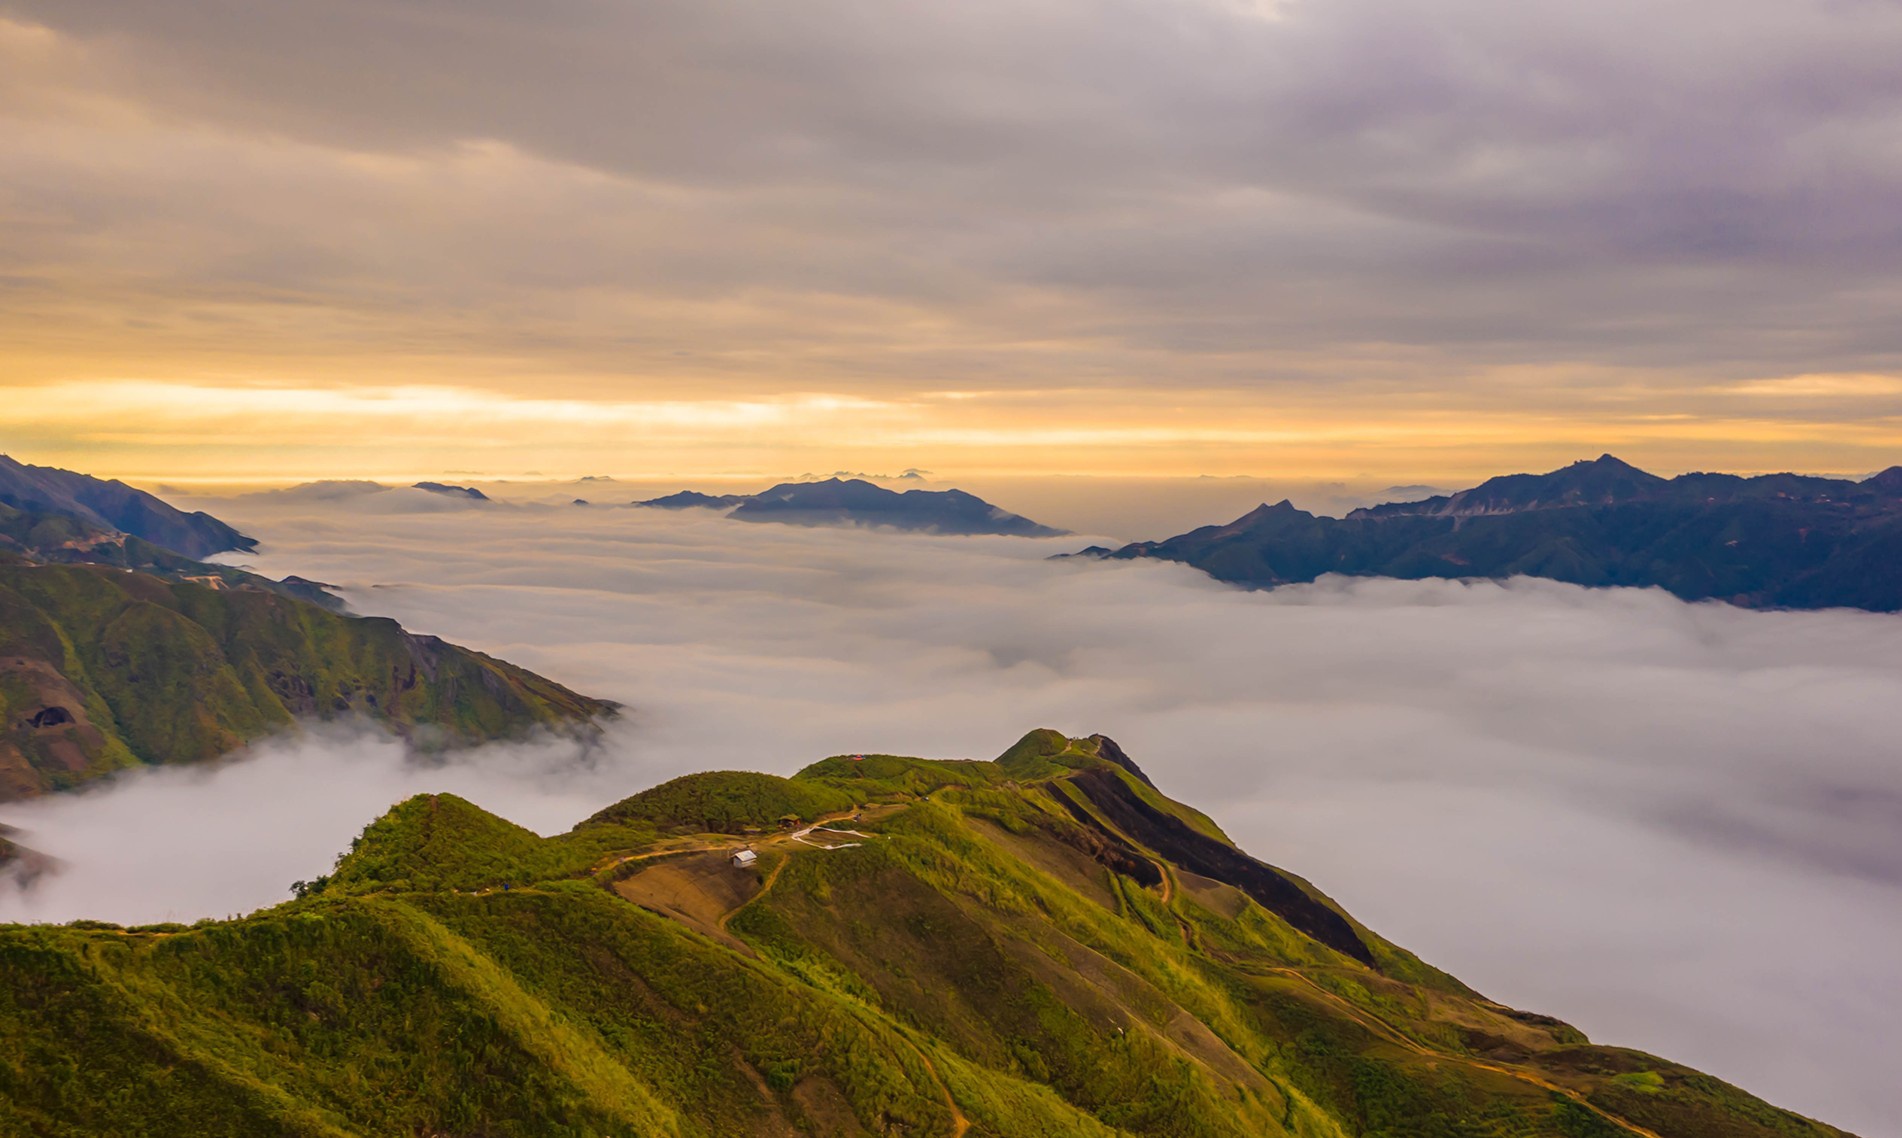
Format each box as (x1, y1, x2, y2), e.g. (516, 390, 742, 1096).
(5, 0, 1902, 483)
(3, 490, 1900, 1134)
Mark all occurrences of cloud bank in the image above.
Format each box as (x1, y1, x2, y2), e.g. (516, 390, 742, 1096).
(5, 1, 1902, 480)
(2, 494, 1900, 1132)
(9, 0, 1902, 379)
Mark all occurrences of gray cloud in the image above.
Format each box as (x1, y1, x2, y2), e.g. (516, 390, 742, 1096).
(4, 0, 1902, 387)
(2, 494, 1898, 1132)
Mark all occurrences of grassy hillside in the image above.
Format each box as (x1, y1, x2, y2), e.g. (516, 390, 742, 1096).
(0, 561, 613, 800)
(0, 732, 1856, 1137)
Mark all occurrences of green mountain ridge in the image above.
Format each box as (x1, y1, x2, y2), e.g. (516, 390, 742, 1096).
(0, 558, 614, 801)
(0, 731, 1855, 1137)
(0, 458, 616, 801)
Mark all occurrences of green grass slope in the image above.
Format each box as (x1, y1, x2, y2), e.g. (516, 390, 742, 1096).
(0, 561, 613, 800)
(0, 731, 1858, 1138)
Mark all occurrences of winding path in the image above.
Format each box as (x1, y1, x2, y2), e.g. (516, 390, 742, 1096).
(1257, 966, 1663, 1138)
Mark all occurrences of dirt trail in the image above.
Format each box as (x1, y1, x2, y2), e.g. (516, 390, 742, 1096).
(719, 853, 791, 934)
(899, 1039, 969, 1138)
(1260, 967, 1663, 1138)
(591, 806, 886, 877)
(593, 841, 736, 876)
(1149, 863, 1200, 950)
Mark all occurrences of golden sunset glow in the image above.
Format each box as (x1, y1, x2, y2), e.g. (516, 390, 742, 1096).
(4, 7, 1902, 488)
(9, 376, 1902, 489)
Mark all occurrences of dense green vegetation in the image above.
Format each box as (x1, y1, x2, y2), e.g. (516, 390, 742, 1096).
(0, 560, 613, 800)
(1102, 454, 1902, 611)
(0, 731, 1855, 1137)
(582, 770, 858, 834)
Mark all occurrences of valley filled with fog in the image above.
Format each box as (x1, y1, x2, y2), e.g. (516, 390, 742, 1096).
(3, 487, 1899, 1133)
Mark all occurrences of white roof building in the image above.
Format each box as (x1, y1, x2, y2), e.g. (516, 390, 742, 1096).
(730, 849, 758, 868)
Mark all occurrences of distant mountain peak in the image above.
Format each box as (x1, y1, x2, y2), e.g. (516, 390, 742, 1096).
(637, 478, 1066, 536)
(1862, 465, 1902, 494)
(1353, 455, 1667, 520)
(1224, 499, 1316, 530)
(412, 482, 489, 501)
(631, 490, 752, 510)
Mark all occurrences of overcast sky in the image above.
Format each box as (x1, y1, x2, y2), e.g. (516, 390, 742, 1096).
(2, 492, 1898, 1133)
(4, 0, 1902, 481)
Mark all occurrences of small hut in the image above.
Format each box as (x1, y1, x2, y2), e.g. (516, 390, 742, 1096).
(730, 849, 758, 869)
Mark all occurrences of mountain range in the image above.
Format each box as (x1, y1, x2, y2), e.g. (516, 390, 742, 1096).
(0, 731, 1853, 1136)
(0, 458, 613, 800)
(0, 456, 253, 561)
(1091, 455, 1902, 611)
(634, 478, 1067, 536)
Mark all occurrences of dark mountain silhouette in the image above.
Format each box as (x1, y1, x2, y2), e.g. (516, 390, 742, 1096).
(632, 489, 753, 510)
(412, 481, 489, 501)
(0, 454, 253, 559)
(637, 478, 1067, 536)
(1095, 455, 1902, 611)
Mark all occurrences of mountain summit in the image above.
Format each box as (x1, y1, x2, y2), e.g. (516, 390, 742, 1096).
(1355, 454, 1668, 518)
(636, 477, 1067, 536)
(0, 731, 1853, 1136)
(1098, 456, 1902, 610)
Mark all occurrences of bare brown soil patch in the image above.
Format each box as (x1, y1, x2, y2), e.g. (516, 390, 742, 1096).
(612, 850, 763, 954)
(1173, 868, 1247, 920)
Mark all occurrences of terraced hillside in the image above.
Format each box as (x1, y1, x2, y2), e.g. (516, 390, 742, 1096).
(0, 732, 1854, 1137)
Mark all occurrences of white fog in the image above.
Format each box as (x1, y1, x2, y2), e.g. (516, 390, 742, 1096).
(2, 488, 1898, 1134)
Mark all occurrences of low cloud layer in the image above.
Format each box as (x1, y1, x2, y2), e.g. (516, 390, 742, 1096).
(3, 495, 1900, 1132)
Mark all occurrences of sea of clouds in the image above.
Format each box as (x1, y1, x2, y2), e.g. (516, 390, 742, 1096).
(2, 487, 1899, 1134)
